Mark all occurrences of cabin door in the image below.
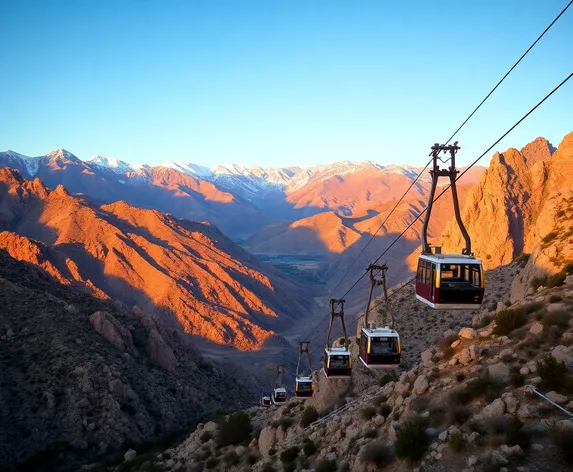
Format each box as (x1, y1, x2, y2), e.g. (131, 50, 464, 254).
(430, 264, 436, 302)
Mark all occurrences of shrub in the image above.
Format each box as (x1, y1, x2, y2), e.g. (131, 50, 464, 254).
(448, 432, 465, 452)
(359, 441, 395, 467)
(303, 440, 317, 456)
(442, 346, 455, 359)
(268, 448, 276, 456)
(361, 406, 377, 420)
(523, 302, 544, 314)
(205, 457, 219, 469)
(373, 394, 388, 406)
(546, 272, 567, 288)
(476, 315, 493, 328)
(510, 372, 525, 388)
(462, 374, 502, 403)
(537, 354, 567, 391)
(505, 415, 530, 450)
(301, 406, 319, 428)
(280, 446, 299, 464)
(315, 459, 337, 472)
(455, 372, 466, 383)
(449, 405, 472, 425)
(394, 418, 428, 462)
(262, 464, 275, 472)
(542, 310, 571, 329)
(278, 417, 294, 430)
(552, 428, 573, 465)
(493, 308, 526, 335)
(217, 411, 252, 447)
(364, 429, 378, 438)
(549, 295, 563, 303)
(378, 403, 392, 418)
(379, 373, 396, 387)
(542, 231, 558, 244)
(514, 253, 530, 264)
(199, 431, 212, 443)
(223, 451, 239, 465)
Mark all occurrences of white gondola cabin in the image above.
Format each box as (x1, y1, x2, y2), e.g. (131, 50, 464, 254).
(295, 341, 314, 397)
(294, 376, 314, 397)
(323, 347, 352, 378)
(272, 387, 287, 405)
(260, 394, 271, 407)
(416, 253, 484, 310)
(359, 326, 401, 368)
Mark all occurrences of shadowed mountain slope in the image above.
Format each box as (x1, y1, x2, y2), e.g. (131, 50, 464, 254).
(0, 168, 312, 351)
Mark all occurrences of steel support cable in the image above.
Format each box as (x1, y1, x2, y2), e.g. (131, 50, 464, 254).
(320, 0, 573, 310)
(444, 0, 573, 146)
(328, 70, 573, 341)
(367, 71, 573, 269)
(297, 160, 434, 343)
(294, 0, 573, 347)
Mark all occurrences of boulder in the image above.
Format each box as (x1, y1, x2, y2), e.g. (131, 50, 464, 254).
(421, 349, 434, 363)
(147, 329, 176, 372)
(529, 322, 543, 335)
(413, 375, 429, 395)
(89, 311, 134, 352)
(488, 362, 510, 383)
(557, 419, 573, 431)
(545, 391, 568, 404)
(258, 426, 277, 457)
(502, 393, 518, 414)
(551, 346, 573, 370)
(459, 327, 477, 340)
(443, 329, 457, 339)
(451, 340, 461, 348)
(124, 449, 137, 461)
(548, 302, 566, 312)
(517, 404, 539, 420)
(482, 398, 506, 419)
(566, 275, 573, 285)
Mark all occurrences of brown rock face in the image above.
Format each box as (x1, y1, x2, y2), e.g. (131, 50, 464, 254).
(147, 328, 177, 372)
(0, 168, 309, 351)
(441, 136, 559, 269)
(89, 311, 135, 353)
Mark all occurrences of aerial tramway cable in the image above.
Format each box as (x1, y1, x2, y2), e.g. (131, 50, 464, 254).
(326, 71, 573, 342)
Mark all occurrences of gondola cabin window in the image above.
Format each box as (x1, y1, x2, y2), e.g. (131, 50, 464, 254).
(440, 264, 481, 288)
(370, 336, 399, 354)
(417, 260, 435, 284)
(329, 355, 350, 368)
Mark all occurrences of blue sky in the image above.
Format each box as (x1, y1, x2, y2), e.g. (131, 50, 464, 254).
(1, 0, 572, 168)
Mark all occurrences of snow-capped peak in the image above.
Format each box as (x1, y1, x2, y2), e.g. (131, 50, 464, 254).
(86, 155, 139, 174)
(162, 161, 212, 178)
(46, 149, 78, 160)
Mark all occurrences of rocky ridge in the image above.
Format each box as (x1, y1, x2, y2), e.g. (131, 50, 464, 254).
(0, 168, 312, 351)
(116, 266, 573, 472)
(0, 249, 255, 471)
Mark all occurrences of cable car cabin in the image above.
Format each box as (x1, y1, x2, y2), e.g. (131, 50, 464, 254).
(294, 376, 314, 398)
(272, 387, 287, 405)
(323, 347, 352, 378)
(416, 254, 485, 309)
(359, 327, 401, 368)
(260, 394, 271, 407)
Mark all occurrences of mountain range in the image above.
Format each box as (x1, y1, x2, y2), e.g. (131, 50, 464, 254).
(0, 168, 312, 352)
(0, 149, 485, 239)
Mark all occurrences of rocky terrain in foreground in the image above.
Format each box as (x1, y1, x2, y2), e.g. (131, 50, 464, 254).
(0, 250, 255, 471)
(110, 260, 573, 472)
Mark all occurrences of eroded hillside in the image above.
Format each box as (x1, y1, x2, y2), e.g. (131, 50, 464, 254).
(0, 168, 312, 351)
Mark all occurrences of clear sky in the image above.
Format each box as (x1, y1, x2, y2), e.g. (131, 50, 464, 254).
(1, 0, 572, 168)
